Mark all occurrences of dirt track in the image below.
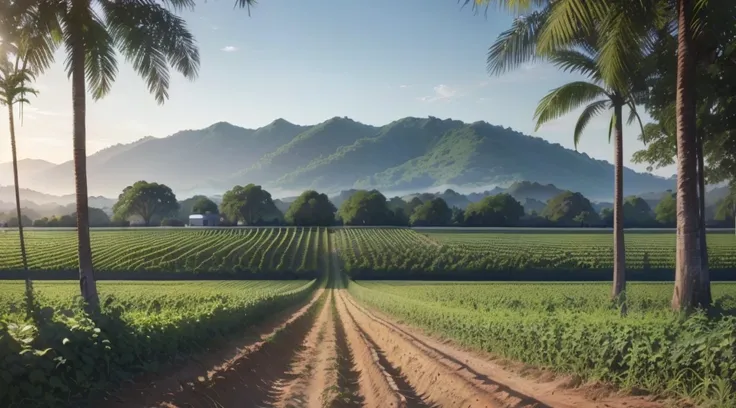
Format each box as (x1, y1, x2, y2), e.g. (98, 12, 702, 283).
(102, 254, 675, 408)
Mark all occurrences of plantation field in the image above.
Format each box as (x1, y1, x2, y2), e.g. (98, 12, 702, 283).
(0, 279, 319, 406)
(2, 227, 736, 280)
(348, 281, 736, 403)
(335, 228, 736, 279)
(0, 227, 327, 278)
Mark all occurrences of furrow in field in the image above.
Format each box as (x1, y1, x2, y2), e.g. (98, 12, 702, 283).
(342, 293, 666, 408)
(104, 287, 325, 408)
(333, 287, 406, 408)
(339, 289, 539, 408)
(272, 290, 336, 408)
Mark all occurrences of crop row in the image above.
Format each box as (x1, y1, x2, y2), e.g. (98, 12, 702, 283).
(348, 281, 736, 404)
(0, 279, 320, 406)
(334, 229, 736, 278)
(0, 228, 326, 277)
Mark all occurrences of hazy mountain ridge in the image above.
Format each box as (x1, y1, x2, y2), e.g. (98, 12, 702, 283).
(9, 116, 675, 198)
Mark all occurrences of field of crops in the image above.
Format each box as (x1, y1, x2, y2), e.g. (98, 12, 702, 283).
(348, 281, 736, 404)
(0, 279, 319, 406)
(0, 227, 326, 278)
(335, 228, 736, 279)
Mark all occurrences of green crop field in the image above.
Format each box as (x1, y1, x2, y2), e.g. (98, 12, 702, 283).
(335, 228, 736, 279)
(0, 227, 327, 278)
(2, 228, 736, 279)
(0, 279, 319, 406)
(348, 281, 736, 402)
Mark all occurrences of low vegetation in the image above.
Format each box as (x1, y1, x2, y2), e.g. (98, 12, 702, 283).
(0, 280, 319, 406)
(0, 228, 327, 279)
(348, 281, 736, 405)
(335, 228, 736, 280)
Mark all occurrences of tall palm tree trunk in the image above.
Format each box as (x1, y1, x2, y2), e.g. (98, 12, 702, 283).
(612, 103, 625, 299)
(672, 0, 701, 312)
(696, 133, 711, 307)
(72, 32, 99, 307)
(8, 102, 33, 314)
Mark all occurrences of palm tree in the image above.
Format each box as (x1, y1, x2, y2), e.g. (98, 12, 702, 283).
(483, 3, 646, 299)
(35, 0, 200, 306)
(0, 0, 56, 317)
(532, 48, 645, 300)
(477, 0, 710, 311)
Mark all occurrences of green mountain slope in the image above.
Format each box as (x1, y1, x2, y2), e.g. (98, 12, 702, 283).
(275, 117, 464, 190)
(21, 116, 674, 199)
(227, 117, 379, 186)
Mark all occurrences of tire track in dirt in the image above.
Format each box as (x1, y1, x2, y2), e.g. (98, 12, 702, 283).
(105, 288, 326, 408)
(343, 293, 667, 408)
(339, 289, 541, 408)
(333, 286, 406, 408)
(273, 290, 337, 408)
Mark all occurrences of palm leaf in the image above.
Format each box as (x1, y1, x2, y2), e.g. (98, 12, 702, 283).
(62, 11, 118, 100)
(548, 49, 600, 81)
(104, 0, 199, 104)
(534, 81, 609, 130)
(608, 111, 615, 143)
(486, 10, 547, 75)
(536, 0, 608, 54)
(573, 99, 609, 149)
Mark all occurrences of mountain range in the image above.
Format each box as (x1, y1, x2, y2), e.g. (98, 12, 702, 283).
(3, 116, 676, 199)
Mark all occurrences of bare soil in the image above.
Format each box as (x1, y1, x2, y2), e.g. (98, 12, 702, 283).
(98, 249, 682, 408)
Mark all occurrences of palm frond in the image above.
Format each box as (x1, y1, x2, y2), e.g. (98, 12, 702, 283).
(595, 3, 648, 92)
(608, 112, 615, 143)
(626, 102, 647, 142)
(486, 10, 547, 75)
(548, 49, 601, 81)
(160, 0, 195, 12)
(573, 99, 609, 149)
(534, 81, 609, 130)
(63, 11, 118, 100)
(104, 0, 199, 104)
(462, 0, 544, 17)
(536, 0, 608, 54)
(233, 0, 257, 14)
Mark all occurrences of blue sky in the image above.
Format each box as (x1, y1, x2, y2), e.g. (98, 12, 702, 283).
(0, 0, 674, 177)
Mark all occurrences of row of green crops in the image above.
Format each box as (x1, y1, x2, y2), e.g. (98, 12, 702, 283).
(0, 279, 319, 407)
(0, 228, 327, 278)
(334, 229, 736, 279)
(348, 281, 736, 405)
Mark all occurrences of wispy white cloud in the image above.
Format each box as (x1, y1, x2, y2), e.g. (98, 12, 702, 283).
(220, 45, 238, 52)
(399, 84, 409, 89)
(24, 106, 70, 117)
(417, 84, 461, 103)
(478, 80, 489, 88)
(211, 25, 219, 31)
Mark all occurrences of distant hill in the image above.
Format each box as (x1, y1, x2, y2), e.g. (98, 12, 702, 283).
(19, 116, 675, 199)
(0, 159, 56, 186)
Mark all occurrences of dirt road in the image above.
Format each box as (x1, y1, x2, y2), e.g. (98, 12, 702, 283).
(103, 251, 673, 408)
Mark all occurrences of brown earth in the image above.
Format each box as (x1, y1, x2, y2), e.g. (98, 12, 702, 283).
(98, 253, 684, 408)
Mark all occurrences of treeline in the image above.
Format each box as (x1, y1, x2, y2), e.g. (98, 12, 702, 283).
(6, 181, 734, 229)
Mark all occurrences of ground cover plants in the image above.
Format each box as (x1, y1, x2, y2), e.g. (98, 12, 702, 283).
(0, 228, 327, 278)
(347, 281, 736, 406)
(0, 279, 319, 407)
(335, 228, 736, 280)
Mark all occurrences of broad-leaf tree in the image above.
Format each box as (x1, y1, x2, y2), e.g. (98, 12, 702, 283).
(337, 190, 393, 226)
(192, 196, 218, 215)
(36, 0, 200, 306)
(409, 197, 452, 227)
(112, 181, 179, 226)
(285, 190, 336, 226)
(464, 193, 524, 227)
(221, 184, 282, 225)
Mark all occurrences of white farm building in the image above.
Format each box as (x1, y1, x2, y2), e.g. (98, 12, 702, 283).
(189, 213, 219, 227)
